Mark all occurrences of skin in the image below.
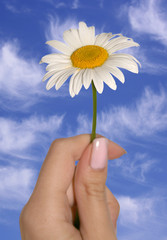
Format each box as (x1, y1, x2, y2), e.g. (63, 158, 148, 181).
(20, 134, 126, 240)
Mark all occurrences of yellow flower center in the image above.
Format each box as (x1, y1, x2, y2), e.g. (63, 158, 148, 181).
(70, 45, 109, 69)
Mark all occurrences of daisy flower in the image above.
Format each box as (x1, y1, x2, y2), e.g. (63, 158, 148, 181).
(40, 21, 140, 97)
(40, 22, 140, 228)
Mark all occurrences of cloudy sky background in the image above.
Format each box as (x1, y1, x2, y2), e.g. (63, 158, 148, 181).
(0, 0, 167, 239)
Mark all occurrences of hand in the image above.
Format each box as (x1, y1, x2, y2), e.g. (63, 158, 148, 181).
(20, 134, 126, 240)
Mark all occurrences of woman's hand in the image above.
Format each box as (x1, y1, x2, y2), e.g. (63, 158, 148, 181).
(20, 134, 126, 240)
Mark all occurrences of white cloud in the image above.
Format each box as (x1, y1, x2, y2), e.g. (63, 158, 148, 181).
(71, 0, 79, 9)
(76, 87, 167, 141)
(139, 50, 167, 74)
(98, 0, 104, 8)
(0, 114, 64, 157)
(119, 0, 167, 74)
(45, 15, 102, 43)
(45, 15, 78, 42)
(0, 166, 36, 209)
(0, 40, 69, 110)
(5, 3, 19, 13)
(0, 114, 63, 212)
(109, 152, 156, 183)
(128, 0, 167, 46)
(5, 3, 31, 14)
(0, 41, 44, 110)
(53, 1, 66, 8)
(118, 195, 153, 225)
(117, 194, 167, 240)
(41, 0, 80, 9)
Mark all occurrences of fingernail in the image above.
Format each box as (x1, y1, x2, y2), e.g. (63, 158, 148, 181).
(90, 138, 108, 169)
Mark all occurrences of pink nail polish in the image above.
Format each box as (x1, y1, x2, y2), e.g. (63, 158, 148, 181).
(90, 138, 108, 169)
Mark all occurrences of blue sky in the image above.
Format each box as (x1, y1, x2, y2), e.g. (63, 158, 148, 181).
(0, 0, 167, 239)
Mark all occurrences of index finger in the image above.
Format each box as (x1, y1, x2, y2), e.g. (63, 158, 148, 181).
(33, 134, 91, 196)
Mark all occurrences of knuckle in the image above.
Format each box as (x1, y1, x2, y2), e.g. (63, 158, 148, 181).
(83, 180, 106, 200)
(19, 204, 31, 229)
(50, 138, 66, 152)
(51, 138, 65, 148)
(20, 203, 54, 236)
(112, 194, 120, 214)
(20, 205, 48, 239)
(20, 202, 40, 229)
(108, 195, 120, 218)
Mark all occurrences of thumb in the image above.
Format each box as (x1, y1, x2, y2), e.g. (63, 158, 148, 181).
(74, 137, 125, 240)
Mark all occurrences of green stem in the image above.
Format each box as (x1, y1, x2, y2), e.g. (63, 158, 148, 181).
(74, 82, 97, 229)
(91, 82, 97, 142)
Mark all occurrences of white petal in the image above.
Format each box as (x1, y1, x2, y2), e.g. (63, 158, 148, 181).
(40, 53, 70, 64)
(70, 90, 75, 98)
(55, 68, 76, 90)
(94, 67, 117, 90)
(107, 56, 139, 73)
(69, 70, 80, 97)
(89, 26, 96, 44)
(111, 53, 141, 67)
(63, 29, 82, 49)
(46, 77, 57, 90)
(46, 62, 72, 72)
(102, 34, 123, 47)
(95, 33, 111, 46)
(46, 70, 66, 90)
(95, 33, 122, 47)
(102, 63, 125, 83)
(42, 70, 58, 82)
(51, 58, 70, 64)
(108, 41, 139, 54)
(73, 69, 84, 95)
(92, 69, 104, 94)
(79, 22, 93, 45)
(46, 40, 73, 55)
(83, 68, 93, 89)
(104, 36, 131, 50)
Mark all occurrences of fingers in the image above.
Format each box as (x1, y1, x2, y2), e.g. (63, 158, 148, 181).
(74, 137, 125, 240)
(20, 134, 123, 240)
(32, 134, 125, 197)
(33, 134, 91, 196)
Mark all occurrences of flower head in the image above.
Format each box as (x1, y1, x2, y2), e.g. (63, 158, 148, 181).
(40, 22, 140, 97)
